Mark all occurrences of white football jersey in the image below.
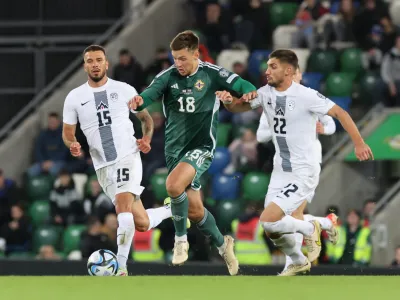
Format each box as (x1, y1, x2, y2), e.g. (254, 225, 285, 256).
(250, 82, 335, 174)
(63, 78, 138, 170)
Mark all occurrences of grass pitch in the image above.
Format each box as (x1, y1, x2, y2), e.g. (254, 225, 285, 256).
(1, 276, 397, 300)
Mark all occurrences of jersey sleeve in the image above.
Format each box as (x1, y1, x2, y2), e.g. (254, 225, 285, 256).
(139, 69, 170, 109)
(318, 115, 336, 135)
(249, 87, 268, 109)
(63, 92, 78, 125)
(307, 90, 336, 116)
(211, 67, 240, 90)
(256, 114, 272, 143)
(123, 83, 139, 114)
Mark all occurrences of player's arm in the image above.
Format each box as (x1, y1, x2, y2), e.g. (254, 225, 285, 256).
(257, 114, 272, 143)
(135, 109, 153, 154)
(308, 91, 373, 161)
(317, 115, 336, 135)
(62, 93, 81, 157)
(216, 91, 253, 112)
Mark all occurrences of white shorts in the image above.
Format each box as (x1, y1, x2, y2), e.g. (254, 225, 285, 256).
(265, 170, 320, 215)
(96, 152, 144, 204)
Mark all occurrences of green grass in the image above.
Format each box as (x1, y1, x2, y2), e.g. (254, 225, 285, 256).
(0, 276, 398, 300)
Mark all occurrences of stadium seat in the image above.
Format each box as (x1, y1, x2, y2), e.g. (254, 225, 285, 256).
(208, 147, 231, 175)
(211, 173, 242, 200)
(33, 226, 60, 252)
(85, 174, 98, 196)
(217, 123, 232, 147)
(8, 252, 33, 260)
(248, 50, 272, 77)
(30, 200, 50, 226)
(150, 173, 168, 200)
(242, 172, 271, 201)
(358, 72, 383, 105)
(273, 25, 298, 49)
(269, 3, 298, 28)
(325, 73, 354, 97)
(63, 225, 86, 254)
(307, 50, 338, 76)
(390, 1, 400, 26)
(301, 72, 323, 91)
(215, 199, 241, 234)
(26, 175, 53, 200)
(290, 48, 310, 72)
(216, 49, 250, 71)
(71, 174, 88, 199)
(340, 48, 363, 74)
(330, 96, 351, 111)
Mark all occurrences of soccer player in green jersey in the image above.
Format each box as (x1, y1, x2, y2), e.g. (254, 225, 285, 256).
(129, 31, 257, 274)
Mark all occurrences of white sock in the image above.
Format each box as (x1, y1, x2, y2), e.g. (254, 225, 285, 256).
(284, 233, 304, 269)
(272, 234, 307, 266)
(116, 212, 135, 269)
(304, 214, 332, 230)
(145, 206, 172, 231)
(175, 234, 187, 242)
(262, 215, 314, 236)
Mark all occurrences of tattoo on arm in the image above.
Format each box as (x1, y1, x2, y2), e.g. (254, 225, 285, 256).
(136, 109, 154, 139)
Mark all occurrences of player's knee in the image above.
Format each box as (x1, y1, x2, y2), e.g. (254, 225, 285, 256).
(134, 214, 150, 232)
(165, 180, 185, 198)
(188, 209, 203, 223)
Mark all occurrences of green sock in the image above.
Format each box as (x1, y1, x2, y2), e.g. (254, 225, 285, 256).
(196, 208, 224, 247)
(171, 192, 189, 237)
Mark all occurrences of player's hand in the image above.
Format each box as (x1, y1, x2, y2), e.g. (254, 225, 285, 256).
(137, 135, 151, 154)
(129, 95, 144, 110)
(355, 142, 374, 161)
(70, 142, 81, 157)
(215, 90, 233, 104)
(316, 121, 324, 134)
(241, 91, 258, 102)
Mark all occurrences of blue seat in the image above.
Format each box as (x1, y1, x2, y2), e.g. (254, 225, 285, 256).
(330, 96, 352, 130)
(211, 173, 242, 200)
(301, 72, 323, 91)
(248, 50, 271, 77)
(168, 52, 174, 64)
(208, 147, 231, 175)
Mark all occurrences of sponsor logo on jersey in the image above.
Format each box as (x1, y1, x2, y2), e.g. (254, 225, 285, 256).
(194, 79, 205, 91)
(276, 107, 285, 116)
(171, 83, 179, 89)
(182, 89, 193, 95)
(96, 101, 109, 110)
(110, 92, 118, 101)
(288, 100, 295, 111)
(219, 68, 230, 78)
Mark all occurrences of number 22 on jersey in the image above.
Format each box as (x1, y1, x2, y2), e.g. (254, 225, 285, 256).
(178, 96, 196, 113)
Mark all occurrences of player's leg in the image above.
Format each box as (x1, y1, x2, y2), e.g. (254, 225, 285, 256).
(186, 188, 239, 275)
(165, 161, 193, 265)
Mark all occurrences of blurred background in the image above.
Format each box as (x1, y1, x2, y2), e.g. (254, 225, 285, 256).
(0, 0, 400, 269)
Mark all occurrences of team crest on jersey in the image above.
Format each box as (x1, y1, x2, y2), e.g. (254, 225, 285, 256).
(219, 68, 229, 78)
(110, 92, 118, 101)
(97, 101, 109, 110)
(194, 80, 205, 91)
(288, 100, 295, 111)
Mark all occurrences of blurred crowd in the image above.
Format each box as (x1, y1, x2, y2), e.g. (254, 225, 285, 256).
(1, 0, 399, 267)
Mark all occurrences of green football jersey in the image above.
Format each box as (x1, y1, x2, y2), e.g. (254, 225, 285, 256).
(141, 60, 240, 158)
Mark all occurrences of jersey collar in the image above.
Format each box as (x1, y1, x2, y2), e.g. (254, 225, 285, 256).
(187, 59, 202, 77)
(87, 77, 110, 91)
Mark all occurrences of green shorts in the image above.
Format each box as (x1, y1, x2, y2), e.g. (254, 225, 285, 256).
(166, 148, 213, 190)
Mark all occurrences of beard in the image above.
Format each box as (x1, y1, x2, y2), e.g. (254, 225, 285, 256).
(89, 70, 106, 82)
(267, 77, 284, 88)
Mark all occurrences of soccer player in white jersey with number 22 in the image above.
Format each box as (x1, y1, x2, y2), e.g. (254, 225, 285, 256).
(216, 49, 373, 276)
(62, 45, 180, 276)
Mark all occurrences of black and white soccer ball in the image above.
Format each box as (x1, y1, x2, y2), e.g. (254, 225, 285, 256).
(87, 249, 119, 276)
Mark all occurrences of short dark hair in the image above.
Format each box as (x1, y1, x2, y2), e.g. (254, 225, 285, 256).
(347, 208, 361, 218)
(269, 49, 299, 70)
(170, 30, 199, 52)
(83, 45, 106, 58)
(48, 112, 59, 119)
(119, 48, 130, 56)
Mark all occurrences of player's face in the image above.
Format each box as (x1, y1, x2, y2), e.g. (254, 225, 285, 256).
(265, 58, 293, 88)
(172, 48, 199, 76)
(293, 68, 302, 83)
(84, 50, 109, 82)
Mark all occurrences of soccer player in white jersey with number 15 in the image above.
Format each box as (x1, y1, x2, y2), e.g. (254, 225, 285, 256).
(62, 45, 180, 276)
(216, 49, 373, 276)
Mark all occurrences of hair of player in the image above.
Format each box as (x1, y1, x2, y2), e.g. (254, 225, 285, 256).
(269, 49, 299, 71)
(170, 30, 199, 52)
(83, 45, 106, 58)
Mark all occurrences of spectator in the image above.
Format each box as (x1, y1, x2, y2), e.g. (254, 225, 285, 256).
(381, 34, 400, 107)
(362, 199, 376, 227)
(390, 246, 400, 267)
(141, 111, 166, 184)
(36, 245, 61, 260)
(102, 213, 118, 243)
(292, 0, 329, 49)
(0, 169, 20, 227)
(27, 112, 69, 177)
(326, 209, 372, 266)
(113, 49, 145, 91)
(80, 217, 116, 258)
(83, 178, 114, 222)
(199, 43, 215, 64)
(232, 61, 254, 85)
(227, 128, 258, 173)
(379, 16, 398, 54)
(0, 204, 31, 254)
(144, 47, 171, 87)
(50, 169, 84, 226)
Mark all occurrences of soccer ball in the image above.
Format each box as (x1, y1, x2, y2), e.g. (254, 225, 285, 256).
(87, 249, 119, 276)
